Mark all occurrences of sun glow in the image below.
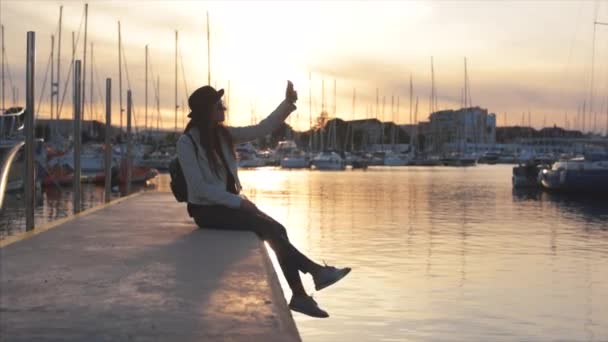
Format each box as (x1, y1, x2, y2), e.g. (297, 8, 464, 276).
(3, 1, 607, 130)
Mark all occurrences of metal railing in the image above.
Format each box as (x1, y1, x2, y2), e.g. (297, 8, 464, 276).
(0, 141, 25, 209)
(0, 107, 25, 139)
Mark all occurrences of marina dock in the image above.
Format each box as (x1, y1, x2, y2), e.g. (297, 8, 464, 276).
(0, 192, 301, 342)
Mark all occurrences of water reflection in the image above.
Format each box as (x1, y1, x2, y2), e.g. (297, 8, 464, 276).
(0, 180, 159, 239)
(238, 165, 608, 342)
(513, 188, 608, 229)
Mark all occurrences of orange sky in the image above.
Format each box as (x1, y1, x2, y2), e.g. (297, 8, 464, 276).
(2, 1, 608, 132)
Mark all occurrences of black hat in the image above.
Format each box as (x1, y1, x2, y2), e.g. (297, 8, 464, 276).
(187, 86, 224, 118)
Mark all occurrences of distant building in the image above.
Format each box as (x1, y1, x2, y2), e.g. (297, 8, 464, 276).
(426, 107, 496, 152)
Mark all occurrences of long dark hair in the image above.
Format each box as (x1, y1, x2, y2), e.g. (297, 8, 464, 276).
(184, 106, 236, 176)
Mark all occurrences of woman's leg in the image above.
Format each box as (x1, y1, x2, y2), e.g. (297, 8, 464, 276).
(189, 204, 322, 296)
(252, 210, 322, 274)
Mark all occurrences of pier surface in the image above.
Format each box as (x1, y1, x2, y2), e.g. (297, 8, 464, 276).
(0, 192, 300, 342)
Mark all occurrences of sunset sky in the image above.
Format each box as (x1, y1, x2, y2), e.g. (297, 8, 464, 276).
(2, 1, 608, 132)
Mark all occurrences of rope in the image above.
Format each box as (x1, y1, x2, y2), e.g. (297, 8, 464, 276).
(56, 8, 86, 120)
(120, 40, 140, 133)
(2, 49, 15, 105)
(179, 47, 189, 98)
(93, 61, 105, 122)
(36, 49, 53, 118)
(149, 58, 161, 129)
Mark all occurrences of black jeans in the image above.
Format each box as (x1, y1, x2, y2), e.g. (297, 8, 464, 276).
(188, 203, 320, 296)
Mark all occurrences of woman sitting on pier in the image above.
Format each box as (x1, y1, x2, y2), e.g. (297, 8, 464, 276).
(177, 81, 351, 318)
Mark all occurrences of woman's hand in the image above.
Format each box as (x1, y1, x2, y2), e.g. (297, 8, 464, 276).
(239, 198, 259, 214)
(285, 80, 298, 104)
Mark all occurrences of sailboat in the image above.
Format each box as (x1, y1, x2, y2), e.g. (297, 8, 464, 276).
(536, 16, 608, 192)
(311, 151, 346, 170)
(236, 142, 265, 168)
(311, 79, 345, 170)
(279, 139, 309, 169)
(441, 58, 477, 167)
(383, 94, 412, 166)
(279, 105, 309, 169)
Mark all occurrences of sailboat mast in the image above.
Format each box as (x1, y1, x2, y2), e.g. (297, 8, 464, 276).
(414, 96, 419, 153)
(118, 21, 123, 131)
(351, 87, 356, 151)
(333, 79, 336, 115)
(308, 72, 312, 151)
(605, 94, 608, 136)
(321, 79, 325, 113)
(82, 3, 88, 128)
(1, 25, 4, 111)
(50, 34, 55, 121)
(375, 87, 379, 148)
(380, 95, 386, 151)
(409, 75, 414, 147)
(156, 76, 160, 133)
(56, 6, 63, 118)
(396, 96, 400, 146)
(589, 3, 600, 133)
(145, 44, 148, 132)
(333, 79, 336, 149)
(321, 79, 325, 151)
(175, 30, 178, 132)
(90, 42, 94, 130)
(391, 95, 395, 146)
(409, 75, 413, 125)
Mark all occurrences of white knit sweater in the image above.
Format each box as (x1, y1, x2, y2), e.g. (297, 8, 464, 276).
(176, 100, 296, 208)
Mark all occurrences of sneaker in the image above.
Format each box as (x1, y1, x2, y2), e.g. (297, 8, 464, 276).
(289, 295, 329, 318)
(313, 264, 352, 291)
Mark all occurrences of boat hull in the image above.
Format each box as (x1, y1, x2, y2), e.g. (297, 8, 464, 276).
(280, 158, 309, 169)
(512, 165, 541, 188)
(311, 161, 346, 170)
(384, 158, 410, 166)
(540, 169, 608, 192)
(441, 158, 477, 167)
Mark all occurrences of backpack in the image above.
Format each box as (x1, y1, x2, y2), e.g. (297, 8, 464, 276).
(169, 133, 198, 202)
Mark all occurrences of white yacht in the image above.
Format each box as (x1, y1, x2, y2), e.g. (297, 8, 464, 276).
(236, 143, 265, 168)
(311, 151, 346, 170)
(280, 150, 310, 169)
(276, 140, 309, 169)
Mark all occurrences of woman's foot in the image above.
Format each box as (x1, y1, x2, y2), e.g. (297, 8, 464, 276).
(289, 295, 329, 318)
(313, 264, 352, 291)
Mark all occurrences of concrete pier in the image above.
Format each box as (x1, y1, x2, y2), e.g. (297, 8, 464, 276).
(0, 192, 301, 341)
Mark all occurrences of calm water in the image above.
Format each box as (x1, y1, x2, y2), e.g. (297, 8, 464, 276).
(0, 182, 157, 239)
(2, 165, 607, 341)
(236, 165, 608, 342)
